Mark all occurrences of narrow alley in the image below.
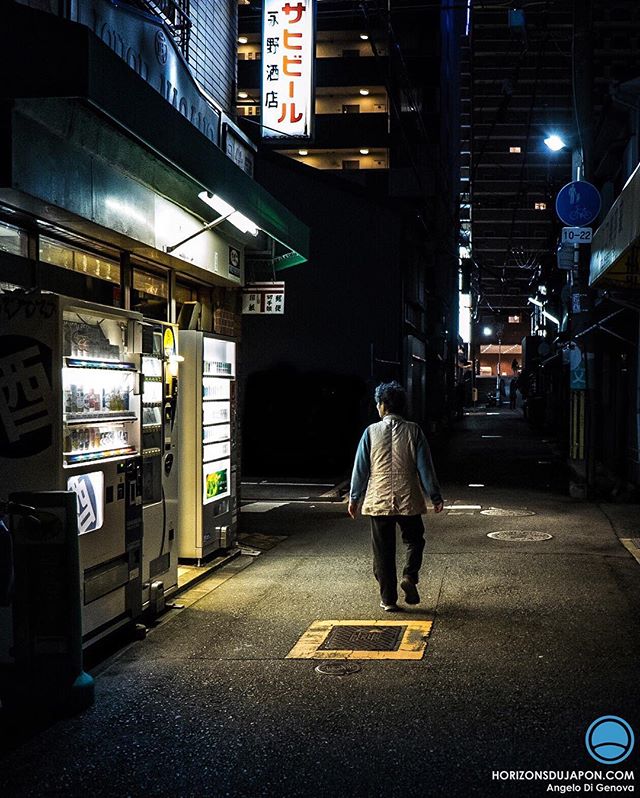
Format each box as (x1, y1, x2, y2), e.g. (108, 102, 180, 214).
(2, 409, 639, 797)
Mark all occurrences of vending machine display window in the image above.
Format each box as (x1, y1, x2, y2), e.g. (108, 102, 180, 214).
(203, 337, 235, 378)
(141, 336, 164, 505)
(201, 339, 234, 508)
(203, 424, 231, 444)
(62, 311, 139, 467)
(203, 441, 231, 463)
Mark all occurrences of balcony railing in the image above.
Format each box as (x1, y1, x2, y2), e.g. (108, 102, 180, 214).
(136, 0, 192, 58)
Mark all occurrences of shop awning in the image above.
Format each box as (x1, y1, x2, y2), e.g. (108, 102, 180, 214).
(590, 161, 640, 288)
(1, 3, 309, 272)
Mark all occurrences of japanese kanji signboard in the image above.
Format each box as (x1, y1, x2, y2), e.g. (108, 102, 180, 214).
(242, 282, 285, 314)
(261, 0, 315, 139)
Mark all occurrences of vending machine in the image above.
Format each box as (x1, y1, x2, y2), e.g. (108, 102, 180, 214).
(0, 291, 144, 646)
(177, 331, 237, 563)
(140, 321, 180, 613)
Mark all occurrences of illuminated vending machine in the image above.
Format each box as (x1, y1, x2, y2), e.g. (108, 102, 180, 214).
(177, 331, 237, 563)
(0, 292, 144, 647)
(140, 321, 180, 613)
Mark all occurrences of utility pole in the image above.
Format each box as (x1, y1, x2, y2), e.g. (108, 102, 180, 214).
(567, 0, 595, 498)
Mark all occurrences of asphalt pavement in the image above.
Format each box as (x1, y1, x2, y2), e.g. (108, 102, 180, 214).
(1, 407, 640, 797)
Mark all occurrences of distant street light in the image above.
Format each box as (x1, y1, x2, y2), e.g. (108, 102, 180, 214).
(544, 134, 567, 152)
(483, 326, 493, 336)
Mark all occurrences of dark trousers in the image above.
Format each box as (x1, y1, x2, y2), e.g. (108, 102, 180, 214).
(369, 514, 425, 605)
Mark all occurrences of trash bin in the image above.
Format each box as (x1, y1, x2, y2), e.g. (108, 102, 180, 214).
(0, 491, 94, 715)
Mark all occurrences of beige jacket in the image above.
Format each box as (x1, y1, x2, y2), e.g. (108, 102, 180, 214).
(356, 414, 439, 516)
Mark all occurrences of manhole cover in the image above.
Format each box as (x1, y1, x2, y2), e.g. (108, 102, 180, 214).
(319, 625, 406, 652)
(314, 662, 361, 676)
(480, 508, 536, 517)
(487, 530, 552, 542)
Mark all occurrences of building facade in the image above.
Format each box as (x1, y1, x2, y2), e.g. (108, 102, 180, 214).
(236, 0, 466, 475)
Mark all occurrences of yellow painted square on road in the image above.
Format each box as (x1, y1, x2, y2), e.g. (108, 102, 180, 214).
(286, 619, 433, 661)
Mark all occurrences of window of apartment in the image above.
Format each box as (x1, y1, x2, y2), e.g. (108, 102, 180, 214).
(508, 315, 521, 323)
(132, 266, 169, 321)
(342, 160, 360, 170)
(342, 104, 360, 114)
(509, 146, 521, 153)
(534, 202, 547, 210)
(0, 220, 28, 257)
(39, 237, 120, 284)
(238, 105, 261, 117)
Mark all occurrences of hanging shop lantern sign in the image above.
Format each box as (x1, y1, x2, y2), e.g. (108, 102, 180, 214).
(242, 282, 285, 314)
(261, 0, 316, 139)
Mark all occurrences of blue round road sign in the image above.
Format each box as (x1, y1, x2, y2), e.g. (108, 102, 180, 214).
(556, 180, 601, 226)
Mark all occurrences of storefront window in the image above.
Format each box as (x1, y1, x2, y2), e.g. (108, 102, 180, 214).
(132, 267, 168, 320)
(175, 280, 198, 325)
(0, 220, 28, 258)
(39, 237, 120, 284)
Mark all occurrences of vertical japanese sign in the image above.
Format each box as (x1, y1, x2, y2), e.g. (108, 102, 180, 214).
(261, 0, 315, 140)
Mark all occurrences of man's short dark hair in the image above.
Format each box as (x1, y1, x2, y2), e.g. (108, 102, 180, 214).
(374, 381, 407, 415)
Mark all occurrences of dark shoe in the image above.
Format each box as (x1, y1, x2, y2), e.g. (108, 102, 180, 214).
(380, 600, 401, 612)
(400, 577, 420, 605)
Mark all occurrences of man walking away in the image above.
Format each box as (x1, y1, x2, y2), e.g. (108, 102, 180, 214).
(348, 381, 444, 612)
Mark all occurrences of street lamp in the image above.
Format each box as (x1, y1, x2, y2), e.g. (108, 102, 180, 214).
(483, 326, 493, 336)
(544, 134, 567, 152)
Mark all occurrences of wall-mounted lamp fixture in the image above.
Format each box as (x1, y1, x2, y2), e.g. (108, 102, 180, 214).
(198, 191, 259, 236)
